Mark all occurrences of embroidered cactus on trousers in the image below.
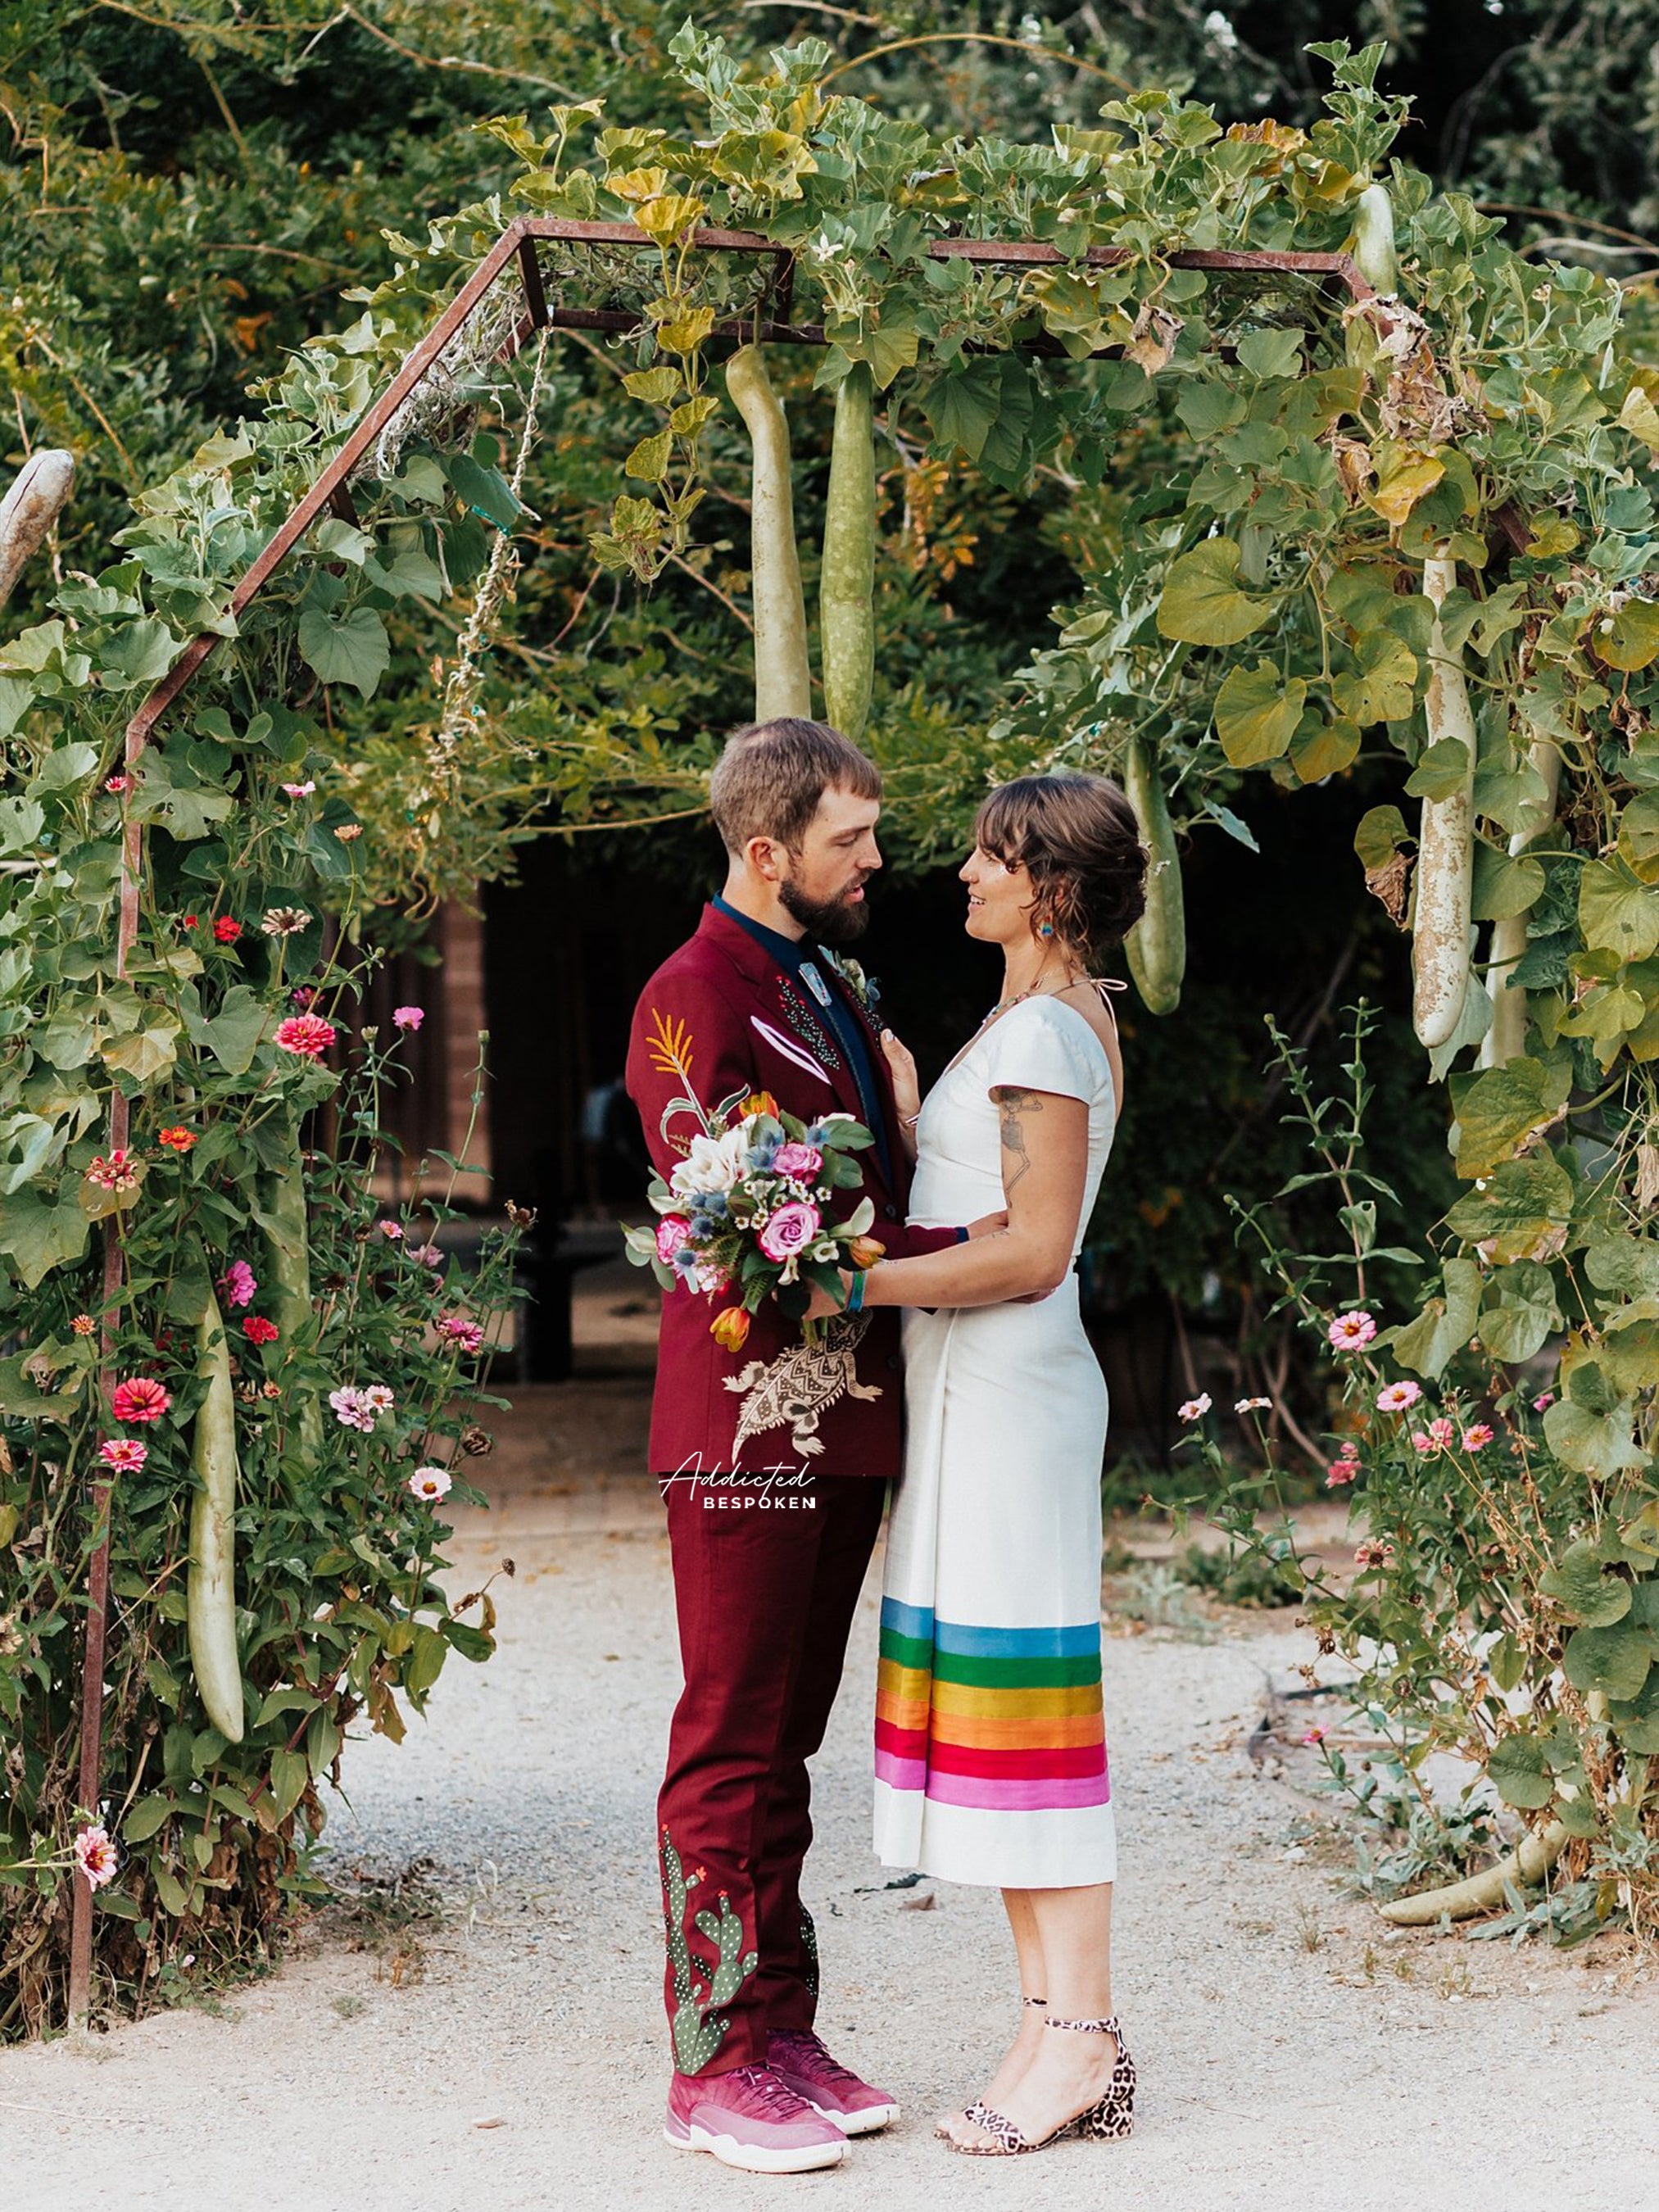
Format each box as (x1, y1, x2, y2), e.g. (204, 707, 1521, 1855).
(661, 1824, 759, 2074)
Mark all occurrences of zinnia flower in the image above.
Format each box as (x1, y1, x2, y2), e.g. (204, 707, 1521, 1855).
(74, 1826, 119, 1891)
(281, 780, 316, 798)
(1461, 1423, 1494, 1451)
(392, 1005, 424, 1031)
(104, 774, 129, 795)
(97, 1438, 148, 1471)
(84, 1149, 138, 1193)
(1326, 1310, 1377, 1352)
(334, 823, 362, 842)
(758, 1201, 822, 1263)
(360, 1385, 395, 1414)
(1353, 1539, 1394, 1569)
(436, 1314, 484, 1355)
(407, 1466, 452, 1503)
(1376, 1380, 1421, 1412)
(1301, 1726, 1328, 1745)
(1326, 1460, 1357, 1487)
(378, 1219, 403, 1240)
(213, 915, 242, 945)
(1177, 1394, 1212, 1421)
(406, 1243, 444, 1268)
(1426, 1416, 1455, 1449)
(157, 1126, 196, 1152)
(70, 1313, 96, 1337)
(261, 907, 311, 937)
(1532, 1392, 1555, 1412)
(220, 1261, 256, 1309)
(274, 1013, 336, 1058)
(329, 1385, 375, 1433)
(111, 1376, 170, 1423)
(710, 1307, 751, 1353)
(243, 1316, 279, 1345)
(290, 986, 317, 1009)
(1235, 1396, 1272, 1414)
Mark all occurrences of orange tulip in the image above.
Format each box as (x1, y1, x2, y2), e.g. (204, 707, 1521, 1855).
(848, 1235, 886, 1270)
(737, 1090, 779, 1122)
(710, 1306, 752, 1353)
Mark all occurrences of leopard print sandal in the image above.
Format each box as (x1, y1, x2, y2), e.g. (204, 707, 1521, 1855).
(945, 2015, 1135, 2157)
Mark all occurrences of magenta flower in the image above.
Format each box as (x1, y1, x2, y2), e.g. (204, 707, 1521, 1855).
(406, 1243, 444, 1268)
(97, 1438, 148, 1472)
(1325, 1460, 1357, 1488)
(282, 780, 316, 798)
(437, 1313, 484, 1355)
(392, 1005, 424, 1031)
(378, 1219, 404, 1240)
(1326, 1310, 1377, 1352)
(290, 985, 317, 1009)
(1376, 1380, 1421, 1412)
(1532, 1391, 1556, 1412)
(757, 1201, 821, 1263)
(274, 1013, 337, 1059)
(772, 1140, 823, 1181)
(111, 1376, 170, 1424)
(74, 1826, 119, 1891)
(220, 1260, 256, 1310)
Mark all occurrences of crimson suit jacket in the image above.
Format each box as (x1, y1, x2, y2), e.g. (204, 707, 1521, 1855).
(626, 904, 959, 1479)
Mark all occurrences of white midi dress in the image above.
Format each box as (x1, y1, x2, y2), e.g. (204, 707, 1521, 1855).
(873, 994, 1118, 1889)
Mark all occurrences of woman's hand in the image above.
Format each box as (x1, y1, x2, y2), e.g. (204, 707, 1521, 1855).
(881, 1027, 921, 1126)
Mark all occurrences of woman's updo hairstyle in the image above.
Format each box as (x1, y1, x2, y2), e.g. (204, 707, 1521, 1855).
(973, 771, 1148, 966)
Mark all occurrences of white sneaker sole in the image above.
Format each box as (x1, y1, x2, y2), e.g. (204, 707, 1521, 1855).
(664, 2121, 849, 2174)
(808, 2098, 900, 2137)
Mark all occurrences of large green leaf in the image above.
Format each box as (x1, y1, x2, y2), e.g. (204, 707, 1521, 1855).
(1561, 1620, 1653, 1702)
(1213, 662, 1305, 767)
(1389, 1255, 1481, 1379)
(1544, 1388, 1649, 1480)
(1538, 1539, 1633, 1626)
(1580, 859, 1659, 962)
(1155, 538, 1272, 646)
(1486, 1733, 1555, 1811)
(186, 985, 270, 1077)
(0, 1185, 91, 1288)
(1475, 1257, 1560, 1361)
(1449, 1057, 1566, 1176)
(1608, 1664, 1659, 1756)
(97, 617, 180, 691)
(296, 605, 390, 698)
(1444, 1154, 1574, 1262)
(923, 358, 1005, 463)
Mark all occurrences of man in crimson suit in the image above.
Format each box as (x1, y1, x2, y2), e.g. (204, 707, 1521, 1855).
(626, 718, 987, 2175)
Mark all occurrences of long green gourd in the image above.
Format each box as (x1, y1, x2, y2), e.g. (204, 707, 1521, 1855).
(187, 1271, 244, 1743)
(1122, 736, 1185, 1013)
(820, 362, 876, 744)
(723, 343, 812, 721)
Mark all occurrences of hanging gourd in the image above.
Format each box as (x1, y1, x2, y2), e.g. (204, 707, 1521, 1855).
(1478, 737, 1562, 1067)
(1122, 736, 1185, 1014)
(1412, 555, 1476, 1049)
(724, 344, 812, 721)
(820, 363, 877, 745)
(1350, 182, 1399, 295)
(187, 1271, 244, 1743)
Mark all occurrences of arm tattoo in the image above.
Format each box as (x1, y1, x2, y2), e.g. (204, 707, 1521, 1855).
(995, 1087, 1045, 1192)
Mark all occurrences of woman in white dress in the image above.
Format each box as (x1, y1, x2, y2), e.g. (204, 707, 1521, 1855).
(814, 771, 1145, 2157)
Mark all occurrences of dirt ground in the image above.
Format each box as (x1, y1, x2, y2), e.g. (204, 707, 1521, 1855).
(4, 1267, 1655, 2210)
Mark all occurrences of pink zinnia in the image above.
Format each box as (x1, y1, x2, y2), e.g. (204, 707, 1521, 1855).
(220, 1260, 256, 1309)
(392, 1006, 424, 1031)
(1326, 1310, 1377, 1352)
(329, 1385, 375, 1433)
(1354, 1539, 1394, 1569)
(274, 1013, 336, 1059)
(74, 1826, 119, 1891)
(437, 1313, 484, 1355)
(97, 1438, 148, 1471)
(111, 1376, 170, 1423)
(1461, 1423, 1494, 1451)
(104, 773, 129, 794)
(1376, 1380, 1421, 1412)
(378, 1219, 404, 1240)
(290, 986, 317, 1009)
(282, 780, 316, 798)
(1326, 1460, 1357, 1487)
(1532, 1392, 1555, 1412)
(772, 1140, 823, 1181)
(757, 1200, 821, 1262)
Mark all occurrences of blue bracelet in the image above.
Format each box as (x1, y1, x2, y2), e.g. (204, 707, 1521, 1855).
(847, 1268, 867, 1314)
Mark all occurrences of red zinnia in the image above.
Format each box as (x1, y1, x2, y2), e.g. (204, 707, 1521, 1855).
(158, 1126, 196, 1152)
(111, 1376, 171, 1424)
(213, 915, 243, 945)
(274, 1013, 337, 1059)
(243, 1316, 279, 1344)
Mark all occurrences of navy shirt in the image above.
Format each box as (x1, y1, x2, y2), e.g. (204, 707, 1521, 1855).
(711, 895, 891, 1181)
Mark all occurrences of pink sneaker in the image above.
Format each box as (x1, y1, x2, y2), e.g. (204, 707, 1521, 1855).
(768, 2028, 901, 2136)
(664, 2063, 849, 2173)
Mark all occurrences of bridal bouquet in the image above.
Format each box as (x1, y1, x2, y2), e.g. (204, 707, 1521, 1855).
(625, 1090, 885, 1348)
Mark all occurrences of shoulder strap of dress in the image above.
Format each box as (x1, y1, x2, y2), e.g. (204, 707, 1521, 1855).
(1087, 975, 1126, 1035)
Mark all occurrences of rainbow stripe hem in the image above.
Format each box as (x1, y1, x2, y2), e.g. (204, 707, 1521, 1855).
(874, 1598, 1109, 1812)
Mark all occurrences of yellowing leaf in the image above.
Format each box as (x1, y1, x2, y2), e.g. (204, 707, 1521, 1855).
(1599, 596, 1659, 673)
(623, 430, 673, 483)
(1365, 447, 1444, 527)
(1618, 381, 1659, 452)
(1155, 538, 1273, 646)
(622, 367, 682, 405)
(610, 166, 669, 202)
(635, 193, 705, 244)
(655, 306, 717, 356)
(1213, 661, 1304, 767)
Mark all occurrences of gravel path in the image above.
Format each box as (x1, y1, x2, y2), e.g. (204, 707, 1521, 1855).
(6, 1495, 1657, 2211)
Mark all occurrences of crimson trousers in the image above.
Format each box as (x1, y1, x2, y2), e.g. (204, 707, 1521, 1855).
(656, 1470, 886, 2074)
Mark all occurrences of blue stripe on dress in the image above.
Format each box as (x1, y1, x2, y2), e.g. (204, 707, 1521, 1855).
(879, 1597, 1098, 1658)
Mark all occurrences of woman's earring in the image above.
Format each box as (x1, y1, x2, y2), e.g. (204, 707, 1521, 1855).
(1038, 920, 1055, 940)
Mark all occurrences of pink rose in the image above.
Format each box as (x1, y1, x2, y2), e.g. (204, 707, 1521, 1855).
(773, 1141, 823, 1181)
(655, 1215, 691, 1264)
(758, 1201, 821, 1262)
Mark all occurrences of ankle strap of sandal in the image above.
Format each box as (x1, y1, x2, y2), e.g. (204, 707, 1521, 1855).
(1046, 2013, 1120, 2033)
(1022, 1995, 1048, 2009)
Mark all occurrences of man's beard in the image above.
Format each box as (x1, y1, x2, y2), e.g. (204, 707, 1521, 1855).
(779, 875, 871, 949)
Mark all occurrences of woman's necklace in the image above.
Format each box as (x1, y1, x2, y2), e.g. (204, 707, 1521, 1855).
(972, 960, 1078, 1039)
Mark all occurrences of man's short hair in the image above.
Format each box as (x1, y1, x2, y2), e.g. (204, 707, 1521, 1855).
(709, 718, 882, 856)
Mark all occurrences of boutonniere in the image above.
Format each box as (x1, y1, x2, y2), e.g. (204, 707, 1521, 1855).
(822, 951, 882, 1025)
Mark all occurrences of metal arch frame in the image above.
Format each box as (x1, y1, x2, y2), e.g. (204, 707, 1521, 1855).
(67, 212, 1378, 2022)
